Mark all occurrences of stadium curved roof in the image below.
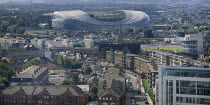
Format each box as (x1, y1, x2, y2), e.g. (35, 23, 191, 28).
(52, 10, 150, 26)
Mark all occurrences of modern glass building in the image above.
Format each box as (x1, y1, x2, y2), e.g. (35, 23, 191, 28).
(52, 10, 150, 30)
(158, 66, 210, 105)
(182, 34, 204, 54)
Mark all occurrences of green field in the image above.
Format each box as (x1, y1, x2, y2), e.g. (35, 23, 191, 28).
(148, 46, 182, 51)
(26, 30, 50, 33)
(142, 79, 150, 90)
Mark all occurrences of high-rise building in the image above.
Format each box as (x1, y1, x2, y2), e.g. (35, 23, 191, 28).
(158, 66, 210, 105)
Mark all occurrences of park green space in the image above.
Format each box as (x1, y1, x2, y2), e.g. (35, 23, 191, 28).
(148, 46, 182, 51)
(142, 79, 150, 90)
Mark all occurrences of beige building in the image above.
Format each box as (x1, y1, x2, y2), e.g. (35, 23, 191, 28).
(106, 50, 137, 70)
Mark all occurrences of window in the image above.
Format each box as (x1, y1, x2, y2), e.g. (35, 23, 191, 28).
(103, 103, 108, 105)
(110, 102, 115, 105)
(110, 97, 112, 100)
(38, 101, 42, 104)
(27, 100, 31, 103)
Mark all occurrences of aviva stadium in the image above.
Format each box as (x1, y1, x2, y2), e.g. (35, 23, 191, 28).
(52, 10, 150, 30)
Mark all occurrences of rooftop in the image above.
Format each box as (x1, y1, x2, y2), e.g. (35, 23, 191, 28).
(2, 85, 84, 96)
(12, 66, 47, 78)
(98, 79, 125, 97)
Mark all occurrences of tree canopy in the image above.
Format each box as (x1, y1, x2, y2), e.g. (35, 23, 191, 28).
(84, 67, 92, 75)
(0, 63, 15, 86)
(23, 58, 40, 69)
(54, 55, 82, 69)
(144, 30, 154, 38)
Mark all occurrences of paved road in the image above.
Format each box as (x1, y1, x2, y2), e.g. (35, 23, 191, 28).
(125, 72, 149, 105)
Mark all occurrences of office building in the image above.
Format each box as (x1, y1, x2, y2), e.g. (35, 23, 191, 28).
(182, 34, 204, 54)
(158, 66, 210, 105)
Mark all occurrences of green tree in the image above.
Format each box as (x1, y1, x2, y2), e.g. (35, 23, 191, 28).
(206, 31, 210, 36)
(84, 67, 92, 75)
(208, 49, 210, 55)
(7, 25, 18, 33)
(92, 77, 99, 85)
(48, 35, 57, 40)
(0, 77, 9, 86)
(180, 25, 189, 30)
(0, 63, 15, 86)
(62, 80, 71, 85)
(144, 30, 154, 38)
(72, 61, 82, 69)
(0, 22, 9, 32)
(71, 73, 79, 83)
(57, 55, 64, 66)
(23, 58, 40, 69)
(90, 77, 99, 100)
(16, 28, 25, 34)
(91, 86, 98, 97)
(63, 57, 72, 69)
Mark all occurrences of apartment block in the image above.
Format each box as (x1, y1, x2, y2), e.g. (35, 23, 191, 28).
(158, 66, 210, 105)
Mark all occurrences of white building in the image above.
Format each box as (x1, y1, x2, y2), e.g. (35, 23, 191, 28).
(1, 41, 12, 50)
(45, 50, 52, 60)
(158, 66, 210, 105)
(84, 35, 94, 48)
(46, 40, 64, 49)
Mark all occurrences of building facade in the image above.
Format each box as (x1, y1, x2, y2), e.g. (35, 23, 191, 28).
(182, 34, 204, 54)
(98, 79, 125, 105)
(134, 56, 151, 74)
(106, 50, 137, 70)
(0, 86, 88, 105)
(148, 50, 192, 67)
(158, 66, 210, 105)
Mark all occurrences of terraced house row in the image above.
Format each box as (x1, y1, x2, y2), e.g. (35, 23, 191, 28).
(0, 86, 88, 105)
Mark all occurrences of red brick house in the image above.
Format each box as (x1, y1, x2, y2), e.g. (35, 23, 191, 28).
(98, 79, 125, 105)
(0, 85, 88, 105)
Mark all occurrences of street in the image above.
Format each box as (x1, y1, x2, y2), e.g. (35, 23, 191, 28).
(125, 71, 150, 105)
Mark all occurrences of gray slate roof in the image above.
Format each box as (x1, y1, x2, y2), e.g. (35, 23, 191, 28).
(98, 79, 125, 97)
(12, 66, 47, 78)
(2, 86, 84, 96)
